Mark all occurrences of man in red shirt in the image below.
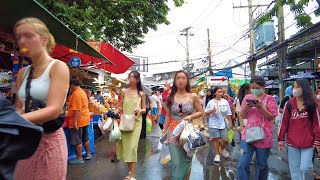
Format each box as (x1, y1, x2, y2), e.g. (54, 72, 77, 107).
(159, 81, 171, 129)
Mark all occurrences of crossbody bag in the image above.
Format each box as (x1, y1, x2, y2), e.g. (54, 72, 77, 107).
(245, 96, 270, 143)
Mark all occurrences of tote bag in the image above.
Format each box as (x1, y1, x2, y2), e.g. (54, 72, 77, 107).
(119, 97, 141, 131)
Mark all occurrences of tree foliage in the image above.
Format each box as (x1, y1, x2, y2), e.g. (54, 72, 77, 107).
(38, 0, 185, 52)
(258, 0, 319, 29)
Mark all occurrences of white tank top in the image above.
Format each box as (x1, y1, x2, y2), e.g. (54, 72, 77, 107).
(18, 60, 58, 108)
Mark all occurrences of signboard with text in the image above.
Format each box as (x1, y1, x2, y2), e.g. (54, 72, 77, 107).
(206, 76, 228, 87)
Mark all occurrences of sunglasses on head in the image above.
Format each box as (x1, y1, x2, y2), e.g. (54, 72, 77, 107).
(179, 104, 183, 114)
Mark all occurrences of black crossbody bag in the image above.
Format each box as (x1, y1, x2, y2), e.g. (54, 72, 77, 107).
(24, 66, 64, 132)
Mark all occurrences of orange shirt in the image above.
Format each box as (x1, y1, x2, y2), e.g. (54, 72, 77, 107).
(68, 87, 90, 128)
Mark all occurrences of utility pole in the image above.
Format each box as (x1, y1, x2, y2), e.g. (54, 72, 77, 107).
(207, 29, 213, 75)
(277, 4, 286, 99)
(248, 0, 256, 77)
(180, 27, 193, 75)
(233, 1, 269, 77)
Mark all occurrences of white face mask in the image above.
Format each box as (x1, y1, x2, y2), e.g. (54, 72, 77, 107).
(317, 95, 320, 100)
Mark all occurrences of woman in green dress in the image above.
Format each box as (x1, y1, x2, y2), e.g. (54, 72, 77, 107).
(118, 71, 146, 180)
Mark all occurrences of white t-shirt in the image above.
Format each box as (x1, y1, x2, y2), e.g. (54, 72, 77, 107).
(157, 95, 162, 109)
(205, 98, 232, 129)
(150, 94, 159, 109)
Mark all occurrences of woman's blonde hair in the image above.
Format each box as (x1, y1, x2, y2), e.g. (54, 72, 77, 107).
(14, 17, 55, 53)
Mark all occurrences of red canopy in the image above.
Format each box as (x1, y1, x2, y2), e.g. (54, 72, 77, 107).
(51, 42, 135, 74)
(88, 42, 135, 74)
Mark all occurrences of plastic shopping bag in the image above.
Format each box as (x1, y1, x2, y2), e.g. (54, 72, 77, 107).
(183, 143, 196, 157)
(146, 117, 152, 134)
(172, 120, 186, 137)
(228, 130, 234, 143)
(179, 122, 192, 145)
(160, 144, 171, 165)
(98, 119, 106, 133)
(103, 117, 113, 132)
(109, 121, 121, 142)
(186, 124, 207, 149)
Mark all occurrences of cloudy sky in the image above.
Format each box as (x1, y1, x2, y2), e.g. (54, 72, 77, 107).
(126, 0, 320, 78)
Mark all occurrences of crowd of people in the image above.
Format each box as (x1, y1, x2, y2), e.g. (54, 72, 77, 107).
(4, 16, 320, 180)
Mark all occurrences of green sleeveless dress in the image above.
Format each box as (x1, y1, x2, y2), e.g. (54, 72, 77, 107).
(117, 94, 142, 162)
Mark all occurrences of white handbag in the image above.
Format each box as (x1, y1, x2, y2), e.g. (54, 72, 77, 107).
(246, 114, 265, 143)
(119, 97, 141, 131)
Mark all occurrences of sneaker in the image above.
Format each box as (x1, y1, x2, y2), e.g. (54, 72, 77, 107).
(85, 154, 92, 160)
(68, 159, 84, 165)
(221, 149, 230, 158)
(111, 155, 119, 162)
(214, 155, 221, 163)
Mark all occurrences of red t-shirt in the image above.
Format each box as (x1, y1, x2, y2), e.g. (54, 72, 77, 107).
(161, 90, 171, 115)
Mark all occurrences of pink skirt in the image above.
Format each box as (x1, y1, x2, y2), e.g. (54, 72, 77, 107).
(14, 128, 68, 180)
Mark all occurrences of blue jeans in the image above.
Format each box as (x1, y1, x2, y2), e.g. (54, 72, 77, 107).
(288, 146, 314, 180)
(237, 140, 270, 180)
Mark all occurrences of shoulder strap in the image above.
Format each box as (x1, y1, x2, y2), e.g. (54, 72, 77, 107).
(25, 66, 35, 113)
(286, 101, 292, 115)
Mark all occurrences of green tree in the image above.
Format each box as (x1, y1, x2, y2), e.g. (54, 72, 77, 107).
(38, 0, 185, 52)
(258, 0, 320, 29)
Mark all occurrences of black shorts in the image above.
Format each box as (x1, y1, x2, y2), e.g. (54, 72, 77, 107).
(69, 126, 89, 145)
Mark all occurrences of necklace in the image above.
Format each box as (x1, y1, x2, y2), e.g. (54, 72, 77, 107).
(33, 58, 51, 69)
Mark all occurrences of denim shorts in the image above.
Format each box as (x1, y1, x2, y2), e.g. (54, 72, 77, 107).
(209, 128, 228, 139)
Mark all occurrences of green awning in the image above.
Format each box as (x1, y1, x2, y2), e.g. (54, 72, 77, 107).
(192, 76, 206, 87)
(0, 0, 112, 64)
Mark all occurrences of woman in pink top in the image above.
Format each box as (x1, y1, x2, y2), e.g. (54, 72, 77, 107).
(237, 76, 278, 180)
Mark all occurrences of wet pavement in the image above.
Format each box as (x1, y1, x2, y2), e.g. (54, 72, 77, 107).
(67, 123, 320, 180)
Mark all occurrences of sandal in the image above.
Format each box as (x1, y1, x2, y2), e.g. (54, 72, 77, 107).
(124, 172, 132, 180)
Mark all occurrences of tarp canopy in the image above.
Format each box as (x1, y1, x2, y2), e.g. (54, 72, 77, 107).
(88, 42, 135, 74)
(284, 72, 317, 81)
(51, 44, 114, 71)
(0, 0, 111, 64)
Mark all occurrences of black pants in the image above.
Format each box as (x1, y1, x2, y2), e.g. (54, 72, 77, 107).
(141, 112, 147, 138)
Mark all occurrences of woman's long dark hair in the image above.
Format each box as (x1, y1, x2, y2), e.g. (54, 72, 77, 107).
(205, 88, 214, 107)
(166, 70, 191, 109)
(238, 83, 250, 105)
(128, 71, 143, 97)
(213, 87, 222, 99)
(295, 79, 318, 121)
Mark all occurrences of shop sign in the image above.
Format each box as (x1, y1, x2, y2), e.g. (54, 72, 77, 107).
(69, 56, 81, 67)
(206, 76, 228, 87)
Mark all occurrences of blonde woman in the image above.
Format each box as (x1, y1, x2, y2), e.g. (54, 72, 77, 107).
(14, 17, 69, 179)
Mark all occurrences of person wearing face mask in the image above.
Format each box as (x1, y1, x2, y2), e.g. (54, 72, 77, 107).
(278, 79, 320, 180)
(238, 76, 278, 180)
(279, 86, 293, 114)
